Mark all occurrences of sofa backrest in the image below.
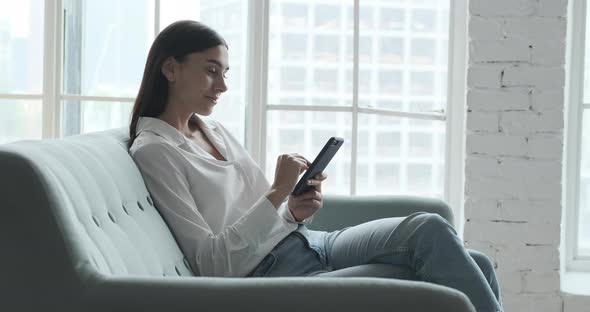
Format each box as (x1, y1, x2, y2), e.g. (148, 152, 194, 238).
(0, 128, 194, 280)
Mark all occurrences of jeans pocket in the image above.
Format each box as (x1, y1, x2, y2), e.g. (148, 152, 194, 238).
(292, 232, 327, 267)
(247, 253, 277, 277)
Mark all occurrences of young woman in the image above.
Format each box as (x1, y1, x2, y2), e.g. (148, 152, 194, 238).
(129, 20, 503, 312)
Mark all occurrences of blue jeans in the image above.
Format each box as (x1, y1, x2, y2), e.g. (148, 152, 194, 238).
(246, 212, 503, 312)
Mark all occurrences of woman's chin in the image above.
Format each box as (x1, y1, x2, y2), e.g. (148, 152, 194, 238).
(194, 108, 214, 116)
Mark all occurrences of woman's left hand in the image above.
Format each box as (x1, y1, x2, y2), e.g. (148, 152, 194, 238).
(287, 172, 328, 222)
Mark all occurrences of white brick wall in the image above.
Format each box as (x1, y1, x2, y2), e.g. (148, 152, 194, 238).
(465, 1, 572, 311)
(470, 0, 537, 17)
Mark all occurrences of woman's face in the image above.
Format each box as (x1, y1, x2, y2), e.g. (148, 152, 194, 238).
(166, 45, 229, 116)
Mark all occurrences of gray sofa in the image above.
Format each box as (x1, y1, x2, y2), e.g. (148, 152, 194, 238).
(0, 128, 475, 312)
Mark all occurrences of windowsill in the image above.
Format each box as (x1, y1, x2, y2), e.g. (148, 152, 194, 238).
(562, 271, 590, 295)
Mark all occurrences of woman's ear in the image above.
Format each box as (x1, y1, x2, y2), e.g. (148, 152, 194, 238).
(161, 57, 177, 82)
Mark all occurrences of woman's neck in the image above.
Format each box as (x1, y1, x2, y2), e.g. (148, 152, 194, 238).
(157, 107, 195, 135)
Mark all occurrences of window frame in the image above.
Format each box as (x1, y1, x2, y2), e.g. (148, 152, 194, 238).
(566, 0, 590, 272)
(59, 0, 157, 136)
(24, 0, 466, 233)
(245, 0, 467, 232)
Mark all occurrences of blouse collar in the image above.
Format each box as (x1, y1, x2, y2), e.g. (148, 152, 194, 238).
(136, 114, 218, 147)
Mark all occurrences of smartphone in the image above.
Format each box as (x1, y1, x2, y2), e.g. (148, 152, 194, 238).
(291, 137, 344, 196)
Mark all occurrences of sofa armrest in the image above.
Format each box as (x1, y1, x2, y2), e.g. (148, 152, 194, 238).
(81, 274, 475, 312)
(309, 195, 454, 231)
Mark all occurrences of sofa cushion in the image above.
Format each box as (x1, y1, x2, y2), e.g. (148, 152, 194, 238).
(0, 128, 193, 277)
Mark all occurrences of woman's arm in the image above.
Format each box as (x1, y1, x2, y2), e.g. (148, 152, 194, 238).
(131, 142, 294, 277)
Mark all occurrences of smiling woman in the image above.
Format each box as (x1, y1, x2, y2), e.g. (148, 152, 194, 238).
(128, 20, 228, 147)
(128, 21, 319, 278)
(158, 46, 229, 123)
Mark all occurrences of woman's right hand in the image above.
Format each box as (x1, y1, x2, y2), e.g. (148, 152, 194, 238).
(270, 153, 310, 197)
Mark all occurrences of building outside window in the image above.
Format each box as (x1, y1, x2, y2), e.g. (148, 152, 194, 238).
(266, 0, 449, 199)
(0, 0, 463, 216)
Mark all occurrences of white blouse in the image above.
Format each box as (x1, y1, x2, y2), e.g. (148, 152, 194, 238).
(129, 115, 310, 277)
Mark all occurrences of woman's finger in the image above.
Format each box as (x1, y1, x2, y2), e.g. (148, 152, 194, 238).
(305, 178, 323, 193)
(291, 153, 311, 166)
(300, 199, 322, 209)
(296, 190, 322, 201)
(291, 158, 308, 170)
(314, 172, 328, 180)
(306, 179, 322, 186)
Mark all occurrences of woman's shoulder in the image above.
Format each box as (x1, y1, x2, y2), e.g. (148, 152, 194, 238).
(129, 131, 179, 158)
(129, 137, 189, 176)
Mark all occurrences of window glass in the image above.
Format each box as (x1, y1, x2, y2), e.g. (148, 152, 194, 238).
(0, 0, 44, 94)
(62, 0, 154, 97)
(0, 0, 43, 144)
(357, 114, 444, 198)
(267, 0, 449, 197)
(578, 111, 590, 255)
(582, 0, 590, 103)
(576, 2, 590, 257)
(0, 100, 42, 144)
(269, 0, 353, 107)
(359, 1, 448, 114)
(69, 101, 133, 134)
(61, 0, 248, 142)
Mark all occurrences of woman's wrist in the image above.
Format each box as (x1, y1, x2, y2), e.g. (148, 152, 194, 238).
(265, 188, 289, 209)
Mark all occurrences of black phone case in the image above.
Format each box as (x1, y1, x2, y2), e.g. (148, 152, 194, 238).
(291, 137, 344, 196)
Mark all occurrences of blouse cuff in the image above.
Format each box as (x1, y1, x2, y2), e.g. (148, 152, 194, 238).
(277, 202, 314, 225)
(232, 195, 296, 244)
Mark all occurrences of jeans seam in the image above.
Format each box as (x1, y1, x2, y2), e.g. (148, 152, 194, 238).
(367, 247, 428, 279)
(367, 247, 410, 263)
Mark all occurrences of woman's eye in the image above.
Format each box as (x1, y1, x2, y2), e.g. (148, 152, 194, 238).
(207, 67, 228, 79)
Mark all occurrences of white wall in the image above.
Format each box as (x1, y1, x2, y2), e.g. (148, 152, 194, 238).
(463, 0, 590, 311)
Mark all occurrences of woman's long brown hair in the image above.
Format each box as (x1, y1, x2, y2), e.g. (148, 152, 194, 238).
(128, 20, 227, 148)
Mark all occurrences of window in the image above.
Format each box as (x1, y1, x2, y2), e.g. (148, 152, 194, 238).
(60, 0, 248, 142)
(0, 0, 44, 144)
(1, 0, 466, 224)
(264, 0, 453, 200)
(566, 0, 590, 272)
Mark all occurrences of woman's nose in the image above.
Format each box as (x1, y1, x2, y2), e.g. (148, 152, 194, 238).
(215, 77, 228, 93)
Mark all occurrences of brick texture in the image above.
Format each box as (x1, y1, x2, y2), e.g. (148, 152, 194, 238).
(465, 1, 572, 311)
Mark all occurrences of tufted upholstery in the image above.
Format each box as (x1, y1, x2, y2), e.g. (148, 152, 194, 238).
(0, 128, 475, 312)
(0, 128, 192, 277)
